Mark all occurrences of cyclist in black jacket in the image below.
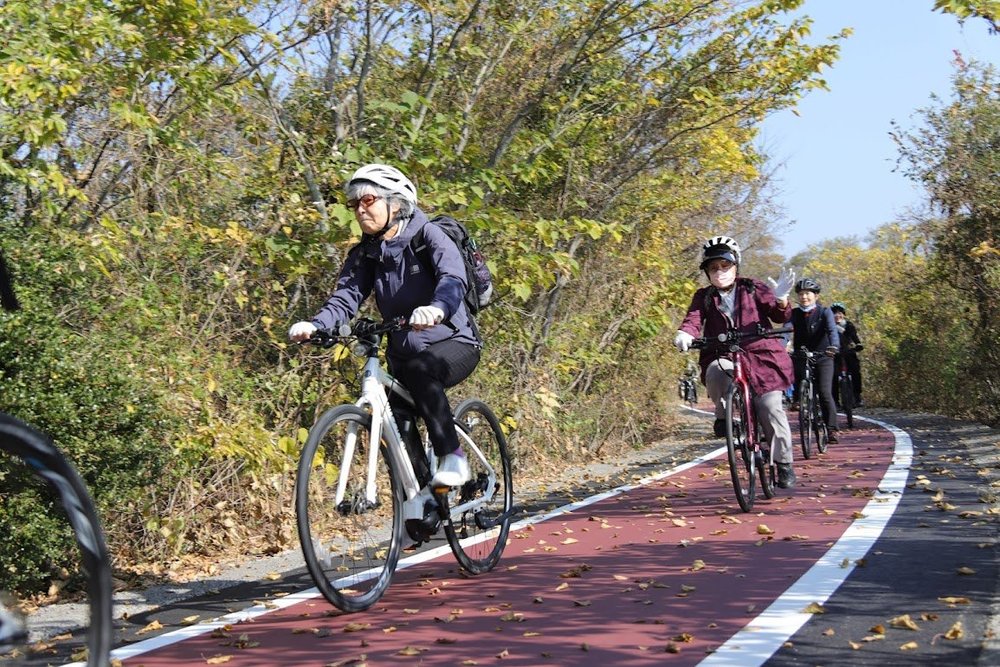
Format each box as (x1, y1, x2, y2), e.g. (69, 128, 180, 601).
(831, 302, 863, 407)
(790, 278, 840, 443)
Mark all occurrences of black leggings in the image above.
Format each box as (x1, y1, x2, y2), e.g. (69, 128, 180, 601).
(389, 339, 481, 458)
(794, 354, 838, 431)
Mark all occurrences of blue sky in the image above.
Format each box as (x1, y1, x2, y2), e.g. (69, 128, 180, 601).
(759, 2, 998, 258)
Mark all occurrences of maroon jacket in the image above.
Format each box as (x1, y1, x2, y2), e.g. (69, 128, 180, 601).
(678, 277, 793, 396)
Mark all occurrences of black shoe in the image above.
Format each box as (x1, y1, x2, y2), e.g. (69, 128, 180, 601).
(713, 419, 727, 438)
(827, 431, 839, 444)
(776, 463, 796, 489)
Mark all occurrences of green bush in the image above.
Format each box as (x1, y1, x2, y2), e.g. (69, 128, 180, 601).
(0, 236, 177, 595)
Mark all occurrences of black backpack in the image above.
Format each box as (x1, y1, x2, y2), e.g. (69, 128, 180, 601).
(412, 215, 493, 315)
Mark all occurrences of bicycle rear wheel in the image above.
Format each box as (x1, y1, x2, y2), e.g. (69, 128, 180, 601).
(839, 375, 855, 428)
(755, 419, 775, 500)
(0, 414, 113, 667)
(815, 400, 829, 454)
(443, 399, 513, 574)
(295, 405, 402, 613)
(798, 379, 813, 460)
(725, 384, 756, 512)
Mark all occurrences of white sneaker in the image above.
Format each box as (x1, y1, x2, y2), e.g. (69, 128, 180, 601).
(431, 453, 470, 487)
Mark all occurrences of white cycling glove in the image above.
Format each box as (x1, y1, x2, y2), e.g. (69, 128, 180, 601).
(674, 330, 694, 352)
(288, 321, 317, 342)
(409, 305, 445, 329)
(767, 266, 796, 301)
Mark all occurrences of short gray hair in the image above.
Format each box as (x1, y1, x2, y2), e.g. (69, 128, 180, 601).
(345, 180, 415, 221)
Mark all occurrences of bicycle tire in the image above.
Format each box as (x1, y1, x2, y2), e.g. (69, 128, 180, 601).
(814, 393, 829, 454)
(295, 405, 402, 613)
(443, 399, 514, 574)
(840, 376, 855, 429)
(0, 414, 113, 667)
(798, 379, 813, 460)
(756, 420, 775, 500)
(677, 381, 686, 401)
(725, 384, 756, 512)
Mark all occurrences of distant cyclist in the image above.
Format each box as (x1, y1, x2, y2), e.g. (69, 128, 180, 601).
(673, 236, 799, 488)
(288, 164, 480, 488)
(790, 278, 840, 443)
(831, 302, 863, 407)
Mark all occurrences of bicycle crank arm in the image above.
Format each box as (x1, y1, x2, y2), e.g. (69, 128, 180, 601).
(474, 506, 520, 530)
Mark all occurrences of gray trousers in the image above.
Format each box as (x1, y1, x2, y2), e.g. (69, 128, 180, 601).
(705, 358, 794, 464)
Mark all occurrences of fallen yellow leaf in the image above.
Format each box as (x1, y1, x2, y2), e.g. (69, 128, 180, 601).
(944, 621, 964, 640)
(890, 614, 919, 631)
(802, 602, 825, 614)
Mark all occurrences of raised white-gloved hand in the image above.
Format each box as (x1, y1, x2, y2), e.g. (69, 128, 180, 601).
(409, 305, 445, 330)
(288, 321, 317, 342)
(767, 266, 796, 301)
(674, 330, 694, 352)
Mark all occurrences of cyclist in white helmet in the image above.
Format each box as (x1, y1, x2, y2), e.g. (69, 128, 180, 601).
(673, 236, 800, 488)
(288, 164, 480, 488)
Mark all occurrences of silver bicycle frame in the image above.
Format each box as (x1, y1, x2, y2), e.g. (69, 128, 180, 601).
(332, 353, 496, 523)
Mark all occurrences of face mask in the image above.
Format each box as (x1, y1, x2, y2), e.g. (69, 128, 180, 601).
(709, 265, 737, 289)
(798, 303, 816, 312)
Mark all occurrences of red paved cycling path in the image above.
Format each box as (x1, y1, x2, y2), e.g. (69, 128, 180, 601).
(117, 424, 895, 666)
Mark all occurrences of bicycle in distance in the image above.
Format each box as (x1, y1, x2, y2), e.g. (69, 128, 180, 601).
(793, 348, 829, 459)
(677, 374, 698, 406)
(0, 253, 113, 667)
(835, 345, 862, 430)
(294, 318, 514, 612)
(692, 325, 792, 512)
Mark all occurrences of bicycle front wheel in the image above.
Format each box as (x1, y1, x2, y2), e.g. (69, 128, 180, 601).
(798, 380, 813, 460)
(444, 399, 514, 574)
(0, 414, 113, 667)
(295, 405, 402, 613)
(725, 384, 756, 512)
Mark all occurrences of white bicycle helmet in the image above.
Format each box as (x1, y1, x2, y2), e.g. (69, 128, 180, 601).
(700, 235, 741, 269)
(348, 164, 417, 204)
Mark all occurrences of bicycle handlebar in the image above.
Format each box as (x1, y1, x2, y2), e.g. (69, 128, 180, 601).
(690, 325, 792, 350)
(304, 317, 411, 348)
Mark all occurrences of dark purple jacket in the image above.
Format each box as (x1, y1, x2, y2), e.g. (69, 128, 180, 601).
(678, 277, 793, 395)
(791, 306, 840, 354)
(310, 208, 480, 361)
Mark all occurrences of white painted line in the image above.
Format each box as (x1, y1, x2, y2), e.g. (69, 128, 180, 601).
(698, 414, 912, 666)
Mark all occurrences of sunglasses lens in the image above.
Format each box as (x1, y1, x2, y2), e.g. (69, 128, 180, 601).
(347, 194, 378, 209)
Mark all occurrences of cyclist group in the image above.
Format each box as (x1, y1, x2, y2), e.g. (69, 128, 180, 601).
(284, 165, 867, 495)
(673, 236, 863, 490)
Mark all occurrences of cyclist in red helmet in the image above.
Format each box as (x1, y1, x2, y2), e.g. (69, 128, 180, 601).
(674, 236, 799, 489)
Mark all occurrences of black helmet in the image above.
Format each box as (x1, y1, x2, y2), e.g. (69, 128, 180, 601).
(700, 235, 741, 270)
(795, 277, 821, 293)
(831, 301, 846, 314)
